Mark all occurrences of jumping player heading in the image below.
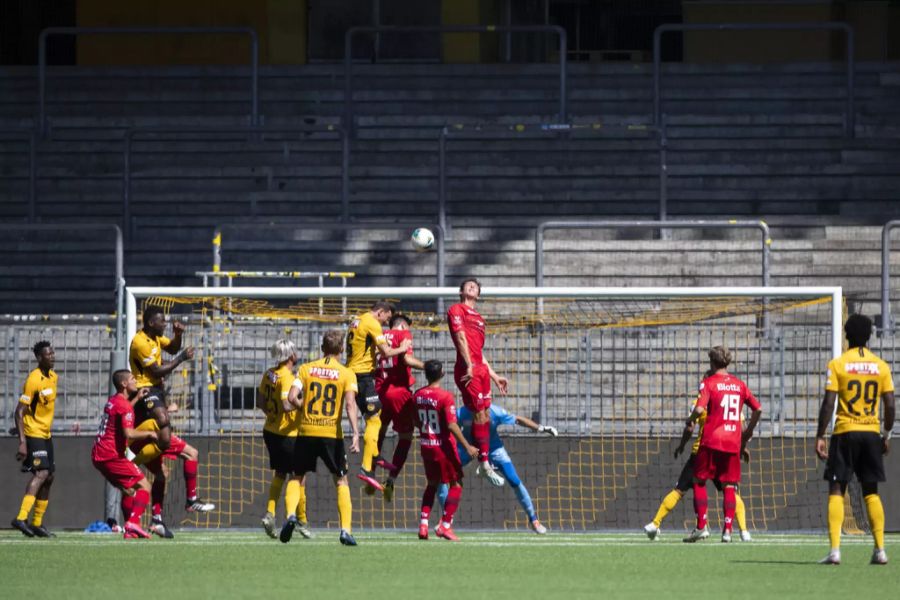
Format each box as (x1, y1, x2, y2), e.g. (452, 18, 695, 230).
(447, 278, 507, 487)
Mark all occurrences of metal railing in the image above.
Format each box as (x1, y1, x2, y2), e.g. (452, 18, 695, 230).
(123, 125, 350, 238)
(653, 22, 856, 138)
(344, 25, 568, 136)
(881, 220, 900, 332)
(0, 130, 37, 222)
(0, 223, 125, 351)
(212, 221, 446, 310)
(38, 26, 260, 135)
(439, 122, 666, 234)
(535, 219, 772, 288)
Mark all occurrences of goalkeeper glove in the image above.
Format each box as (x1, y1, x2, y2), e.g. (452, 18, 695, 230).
(538, 425, 558, 437)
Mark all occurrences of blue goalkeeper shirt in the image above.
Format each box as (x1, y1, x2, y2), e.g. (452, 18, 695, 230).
(457, 405, 517, 464)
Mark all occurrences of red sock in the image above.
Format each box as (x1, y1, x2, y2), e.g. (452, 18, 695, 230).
(121, 493, 134, 521)
(441, 485, 462, 526)
(420, 485, 436, 521)
(184, 459, 198, 500)
(471, 421, 490, 463)
(151, 477, 165, 517)
(693, 482, 708, 530)
(723, 486, 736, 532)
(128, 489, 150, 525)
(389, 438, 412, 478)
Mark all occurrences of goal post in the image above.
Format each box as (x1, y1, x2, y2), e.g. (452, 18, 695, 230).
(124, 285, 844, 532)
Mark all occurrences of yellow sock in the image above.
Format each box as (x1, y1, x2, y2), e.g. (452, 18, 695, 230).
(31, 499, 49, 527)
(336, 484, 352, 532)
(266, 475, 284, 515)
(734, 493, 747, 532)
(296, 485, 308, 524)
(828, 494, 844, 550)
(652, 490, 682, 527)
(361, 413, 381, 472)
(16, 494, 35, 521)
(864, 493, 885, 550)
(284, 479, 301, 516)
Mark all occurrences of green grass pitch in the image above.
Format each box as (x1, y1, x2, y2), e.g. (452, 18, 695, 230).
(1, 530, 896, 599)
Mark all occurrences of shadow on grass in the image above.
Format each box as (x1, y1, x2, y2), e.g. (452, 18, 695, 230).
(731, 560, 819, 566)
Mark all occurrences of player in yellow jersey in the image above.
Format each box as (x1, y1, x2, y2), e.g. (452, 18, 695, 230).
(816, 314, 895, 565)
(280, 330, 361, 546)
(256, 339, 309, 539)
(11, 341, 58, 538)
(128, 305, 213, 538)
(643, 377, 752, 542)
(345, 301, 411, 492)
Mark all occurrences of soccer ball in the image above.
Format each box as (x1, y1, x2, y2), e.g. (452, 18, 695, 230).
(410, 228, 435, 252)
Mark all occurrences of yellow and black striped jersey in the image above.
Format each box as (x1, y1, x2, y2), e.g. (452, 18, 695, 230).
(826, 347, 894, 435)
(345, 312, 386, 374)
(19, 368, 58, 439)
(294, 357, 358, 439)
(258, 363, 300, 437)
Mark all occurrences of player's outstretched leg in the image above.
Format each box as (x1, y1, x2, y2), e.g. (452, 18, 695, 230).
(496, 459, 545, 534)
(645, 490, 682, 541)
(734, 492, 751, 541)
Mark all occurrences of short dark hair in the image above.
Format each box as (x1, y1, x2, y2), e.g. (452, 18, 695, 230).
(424, 359, 444, 383)
(459, 278, 481, 294)
(390, 313, 412, 328)
(112, 369, 131, 390)
(708, 346, 732, 369)
(321, 329, 344, 355)
(143, 305, 165, 326)
(845, 314, 873, 348)
(32, 340, 51, 358)
(371, 300, 395, 314)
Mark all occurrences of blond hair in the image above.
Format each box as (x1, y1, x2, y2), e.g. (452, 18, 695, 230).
(270, 339, 296, 363)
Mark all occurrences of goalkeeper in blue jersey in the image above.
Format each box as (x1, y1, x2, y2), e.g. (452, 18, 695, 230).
(438, 404, 557, 534)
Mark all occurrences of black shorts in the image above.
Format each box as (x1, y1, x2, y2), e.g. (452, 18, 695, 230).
(22, 436, 55, 473)
(824, 431, 885, 484)
(355, 373, 381, 418)
(294, 436, 349, 477)
(263, 430, 296, 474)
(134, 386, 167, 426)
(675, 454, 725, 492)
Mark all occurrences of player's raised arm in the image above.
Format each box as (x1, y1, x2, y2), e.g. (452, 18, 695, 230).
(345, 390, 360, 454)
(513, 414, 558, 437)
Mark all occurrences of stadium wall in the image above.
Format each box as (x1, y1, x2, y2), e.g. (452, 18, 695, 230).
(3, 436, 898, 533)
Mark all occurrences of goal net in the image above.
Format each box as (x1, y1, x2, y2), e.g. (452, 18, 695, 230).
(126, 285, 845, 533)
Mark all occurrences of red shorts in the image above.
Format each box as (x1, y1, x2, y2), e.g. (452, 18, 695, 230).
(378, 384, 414, 434)
(421, 447, 464, 484)
(453, 363, 492, 412)
(93, 457, 144, 490)
(694, 446, 741, 484)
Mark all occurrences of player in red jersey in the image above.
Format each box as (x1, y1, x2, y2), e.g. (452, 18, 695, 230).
(375, 312, 425, 500)
(447, 278, 507, 487)
(684, 346, 762, 543)
(413, 360, 479, 541)
(91, 370, 159, 539)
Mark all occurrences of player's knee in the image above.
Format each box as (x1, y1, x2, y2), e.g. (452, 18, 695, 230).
(399, 432, 413, 441)
(334, 476, 348, 487)
(861, 482, 878, 496)
(43, 473, 55, 487)
(136, 478, 151, 493)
